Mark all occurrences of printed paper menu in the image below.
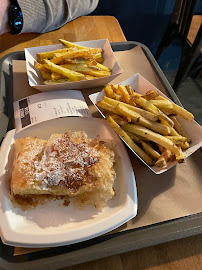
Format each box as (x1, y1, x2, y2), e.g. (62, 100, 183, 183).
(13, 90, 92, 133)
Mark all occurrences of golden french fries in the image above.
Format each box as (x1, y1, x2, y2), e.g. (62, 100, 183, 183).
(125, 85, 134, 96)
(109, 114, 131, 125)
(51, 48, 103, 64)
(115, 104, 170, 135)
(59, 63, 111, 77)
(43, 60, 85, 81)
(169, 115, 191, 142)
(131, 95, 174, 126)
(59, 39, 88, 50)
(155, 149, 175, 168)
(106, 116, 154, 166)
(142, 90, 159, 100)
(34, 39, 111, 84)
(175, 146, 185, 163)
(141, 141, 161, 161)
(43, 79, 71, 85)
(97, 101, 118, 114)
(104, 85, 116, 99)
(150, 99, 174, 110)
(34, 62, 51, 80)
(118, 84, 131, 103)
(102, 96, 158, 122)
(154, 95, 194, 121)
(165, 136, 187, 144)
(96, 84, 194, 168)
(37, 48, 70, 63)
(122, 124, 180, 156)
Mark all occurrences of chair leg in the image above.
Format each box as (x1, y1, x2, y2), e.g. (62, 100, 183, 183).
(155, 0, 183, 60)
(155, 25, 178, 60)
(173, 24, 202, 91)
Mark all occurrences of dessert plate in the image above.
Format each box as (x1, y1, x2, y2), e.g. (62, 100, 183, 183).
(0, 117, 137, 248)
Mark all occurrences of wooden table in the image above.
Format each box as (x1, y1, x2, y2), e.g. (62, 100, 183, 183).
(0, 16, 126, 58)
(0, 15, 201, 270)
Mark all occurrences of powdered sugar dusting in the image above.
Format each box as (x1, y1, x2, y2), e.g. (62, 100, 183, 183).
(33, 132, 101, 191)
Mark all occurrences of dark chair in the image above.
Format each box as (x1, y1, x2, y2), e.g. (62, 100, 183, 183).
(155, 0, 202, 91)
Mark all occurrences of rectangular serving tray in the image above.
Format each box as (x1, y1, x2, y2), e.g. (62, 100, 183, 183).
(0, 41, 201, 270)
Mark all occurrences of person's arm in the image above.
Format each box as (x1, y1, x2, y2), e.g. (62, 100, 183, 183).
(18, 0, 99, 33)
(0, 0, 11, 34)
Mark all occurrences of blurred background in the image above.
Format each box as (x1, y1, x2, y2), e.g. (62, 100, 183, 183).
(92, 0, 202, 125)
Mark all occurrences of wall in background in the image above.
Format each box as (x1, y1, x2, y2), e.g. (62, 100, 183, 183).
(92, 0, 202, 70)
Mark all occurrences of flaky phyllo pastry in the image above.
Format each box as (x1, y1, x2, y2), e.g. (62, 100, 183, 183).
(11, 131, 116, 209)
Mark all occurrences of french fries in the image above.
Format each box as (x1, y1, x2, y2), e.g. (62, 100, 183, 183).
(34, 62, 51, 80)
(131, 95, 174, 126)
(122, 124, 180, 156)
(96, 101, 117, 114)
(115, 104, 170, 135)
(43, 60, 85, 81)
(102, 96, 158, 122)
(59, 39, 87, 50)
(109, 114, 131, 125)
(142, 90, 159, 100)
(150, 99, 174, 110)
(118, 84, 131, 103)
(155, 149, 175, 168)
(96, 83, 194, 168)
(51, 48, 103, 64)
(43, 79, 71, 85)
(106, 116, 154, 166)
(169, 115, 191, 142)
(34, 39, 111, 84)
(37, 48, 70, 63)
(154, 95, 194, 121)
(59, 64, 111, 77)
(141, 141, 161, 161)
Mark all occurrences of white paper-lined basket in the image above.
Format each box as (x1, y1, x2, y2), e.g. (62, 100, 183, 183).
(89, 73, 202, 174)
(25, 39, 123, 91)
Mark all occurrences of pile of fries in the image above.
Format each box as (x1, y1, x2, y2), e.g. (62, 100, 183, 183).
(97, 84, 193, 168)
(34, 39, 111, 85)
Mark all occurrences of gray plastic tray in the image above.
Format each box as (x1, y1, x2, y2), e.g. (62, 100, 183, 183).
(0, 42, 201, 270)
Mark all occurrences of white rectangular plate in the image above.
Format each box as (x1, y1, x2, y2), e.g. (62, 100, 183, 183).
(25, 39, 123, 91)
(89, 73, 202, 174)
(0, 117, 137, 248)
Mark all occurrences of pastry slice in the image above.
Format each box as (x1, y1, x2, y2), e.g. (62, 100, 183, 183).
(11, 131, 116, 209)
